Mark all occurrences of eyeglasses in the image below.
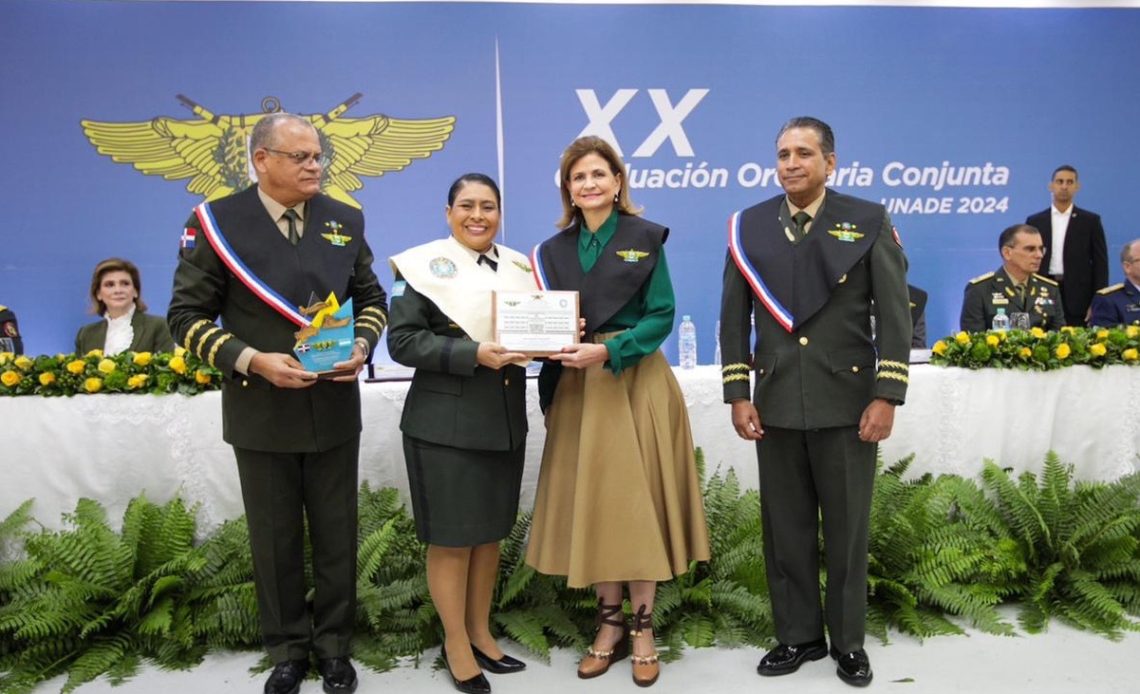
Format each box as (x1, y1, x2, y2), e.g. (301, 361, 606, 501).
(263, 148, 329, 167)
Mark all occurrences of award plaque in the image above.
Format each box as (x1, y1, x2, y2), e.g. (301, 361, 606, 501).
(294, 292, 357, 379)
(493, 290, 579, 356)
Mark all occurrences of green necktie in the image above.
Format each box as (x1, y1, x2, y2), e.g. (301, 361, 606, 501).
(791, 210, 812, 242)
(283, 208, 300, 246)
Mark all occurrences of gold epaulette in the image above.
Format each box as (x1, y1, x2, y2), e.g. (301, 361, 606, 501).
(1097, 283, 1125, 295)
(0, 305, 6, 312)
(968, 272, 994, 284)
(1032, 273, 1059, 286)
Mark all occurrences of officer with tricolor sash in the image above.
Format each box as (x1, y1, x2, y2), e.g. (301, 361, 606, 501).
(719, 117, 910, 688)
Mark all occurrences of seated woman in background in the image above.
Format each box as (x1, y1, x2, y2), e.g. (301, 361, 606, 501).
(75, 257, 175, 355)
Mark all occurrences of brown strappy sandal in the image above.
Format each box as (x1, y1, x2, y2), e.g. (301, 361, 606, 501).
(577, 599, 629, 679)
(630, 604, 660, 687)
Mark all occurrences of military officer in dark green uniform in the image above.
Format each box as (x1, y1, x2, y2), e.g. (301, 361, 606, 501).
(960, 224, 1065, 332)
(168, 113, 387, 694)
(720, 117, 911, 688)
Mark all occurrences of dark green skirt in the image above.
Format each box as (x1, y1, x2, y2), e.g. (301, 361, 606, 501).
(403, 435, 525, 547)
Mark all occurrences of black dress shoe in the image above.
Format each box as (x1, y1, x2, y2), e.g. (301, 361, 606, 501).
(834, 648, 873, 687)
(441, 647, 492, 694)
(318, 656, 358, 693)
(472, 646, 526, 674)
(265, 659, 308, 694)
(756, 639, 828, 676)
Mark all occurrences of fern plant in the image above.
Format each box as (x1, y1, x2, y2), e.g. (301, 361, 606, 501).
(0, 496, 210, 693)
(352, 483, 435, 671)
(981, 455, 1140, 638)
(866, 457, 1023, 641)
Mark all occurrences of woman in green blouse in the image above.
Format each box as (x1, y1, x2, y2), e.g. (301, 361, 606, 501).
(525, 136, 710, 688)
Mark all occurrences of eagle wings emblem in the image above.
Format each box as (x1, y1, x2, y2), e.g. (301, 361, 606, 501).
(80, 93, 455, 208)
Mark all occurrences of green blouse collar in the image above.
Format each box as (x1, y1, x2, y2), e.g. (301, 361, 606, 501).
(578, 209, 619, 251)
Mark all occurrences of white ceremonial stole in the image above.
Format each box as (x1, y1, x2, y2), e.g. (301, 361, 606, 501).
(389, 236, 538, 343)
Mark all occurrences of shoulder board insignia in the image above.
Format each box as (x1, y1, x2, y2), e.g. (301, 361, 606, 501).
(968, 272, 994, 284)
(512, 259, 532, 273)
(1098, 283, 1125, 295)
(616, 249, 649, 263)
(0, 305, 6, 312)
(1032, 273, 1059, 286)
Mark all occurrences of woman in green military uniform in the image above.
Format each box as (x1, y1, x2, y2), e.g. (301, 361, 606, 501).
(387, 174, 536, 694)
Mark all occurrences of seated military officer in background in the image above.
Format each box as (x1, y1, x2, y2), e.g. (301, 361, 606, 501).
(960, 224, 1065, 332)
(1090, 239, 1140, 327)
(0, 305, 22, 355)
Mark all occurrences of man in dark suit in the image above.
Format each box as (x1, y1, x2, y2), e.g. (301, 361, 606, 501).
(1090, 239, 1140, 327)
(168, 113, 387, 694)
(720, 117, 910, 688)
(1026, 165, 1108, 326)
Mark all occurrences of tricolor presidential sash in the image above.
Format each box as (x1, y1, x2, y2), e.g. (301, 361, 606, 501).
(727, 210, 794, 333)
(193, 202, 311, 329)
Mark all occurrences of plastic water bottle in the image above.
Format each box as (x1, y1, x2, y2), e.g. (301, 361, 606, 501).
(678, 315, 697, 369)
(713, 320, 722, 366)
(991, 307, 1009, 332)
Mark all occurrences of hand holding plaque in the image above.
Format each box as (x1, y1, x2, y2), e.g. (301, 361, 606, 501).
(294, 292, 357, 379)
(492, 290, 580, 357)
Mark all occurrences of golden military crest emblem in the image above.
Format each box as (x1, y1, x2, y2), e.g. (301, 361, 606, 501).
(80, 93, 456, 209)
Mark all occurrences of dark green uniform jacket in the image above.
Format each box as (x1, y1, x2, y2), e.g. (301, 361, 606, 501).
(720, 190, 911, 429)
(387, 276, 527, 452)
(75, 311, 175, 354)
(959, 267, 1064, 332)
(167, 186, 388, 452)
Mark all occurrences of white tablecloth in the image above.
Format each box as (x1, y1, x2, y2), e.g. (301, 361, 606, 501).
(4, 365, 1138, 533)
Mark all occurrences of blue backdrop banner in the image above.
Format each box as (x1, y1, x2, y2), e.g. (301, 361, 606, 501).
(2, 1, 1138, 361)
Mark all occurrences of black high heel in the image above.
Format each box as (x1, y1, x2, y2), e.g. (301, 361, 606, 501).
(471, 645, 526, 674)
(440, 646, 491, 694)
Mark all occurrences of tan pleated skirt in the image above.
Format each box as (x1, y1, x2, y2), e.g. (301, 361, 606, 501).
(525, 349, 710, 588)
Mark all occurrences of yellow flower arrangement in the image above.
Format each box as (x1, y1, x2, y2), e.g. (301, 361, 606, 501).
(174, 346, 187, 357)
(1, 349, 221, 397)
(85, 349, 103, 358)
(931, 326, 1140, 371)
(0, 352, 12, 366)
(14, 355, 33, 370)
